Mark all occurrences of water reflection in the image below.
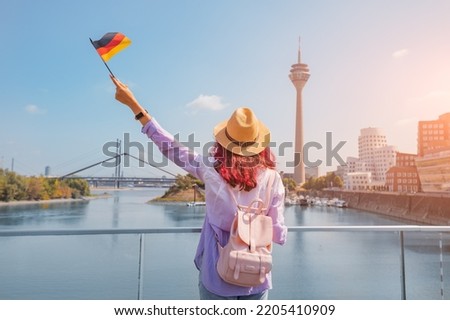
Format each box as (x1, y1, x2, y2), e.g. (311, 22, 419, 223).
(0, 188, 449, 299)
(161, 203, 205, 226)
(0, 201, 89, 228)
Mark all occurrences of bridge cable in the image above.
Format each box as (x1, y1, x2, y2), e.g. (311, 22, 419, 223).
(60, 153, 177, 179)
(123, 153, 176, 177)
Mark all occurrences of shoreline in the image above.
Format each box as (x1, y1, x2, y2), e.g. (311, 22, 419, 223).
(0, 194, 111, 208)
(318, 190, 450, 225)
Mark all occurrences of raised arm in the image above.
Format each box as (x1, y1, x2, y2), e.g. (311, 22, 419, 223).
(110, 75, 207, 181)
(110, 75, 152, 127)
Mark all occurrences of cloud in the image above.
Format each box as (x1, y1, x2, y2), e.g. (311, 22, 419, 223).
(186, 94, 228, 112)
(25, 104, 46, 114)
(392, 49, 409, 59)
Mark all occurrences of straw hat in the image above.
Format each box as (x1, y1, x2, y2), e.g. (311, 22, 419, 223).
(213, 107, 271, 156)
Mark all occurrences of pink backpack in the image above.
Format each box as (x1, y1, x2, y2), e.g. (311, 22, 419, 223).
(216, 172, 275, 287)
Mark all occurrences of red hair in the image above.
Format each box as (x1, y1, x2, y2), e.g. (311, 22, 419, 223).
(213, 142, 276, 191)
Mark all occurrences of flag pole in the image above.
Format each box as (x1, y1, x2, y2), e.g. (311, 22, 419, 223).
(89, 38, 116, 78)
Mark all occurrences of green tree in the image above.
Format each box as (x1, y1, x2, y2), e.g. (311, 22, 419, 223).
(282, 177, 297, 192)
(302, 172, 343, 191)
(4, 171, 27, 201)
(0, 170, 6, 201)
(66, 179, 90, 197)
(162, 173, 204, 198)
(26, 177, 45, 200)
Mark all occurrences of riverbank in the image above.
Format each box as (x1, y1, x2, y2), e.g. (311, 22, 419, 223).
(317, 190, 450, 225)
(0, 193, 111, 208)
(149, 188, 204, 203)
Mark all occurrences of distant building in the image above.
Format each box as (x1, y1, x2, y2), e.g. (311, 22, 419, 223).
(346, 172, 372, 190)
(334, 165, 346, 180)
(344, 127, 397, 189)
(385, 152, 420, 193)
(283, 167, 319, 181)
(45, 166, 51, 177)
(415, 113, 450, 193)
(305, 166, 319, 180)
(385, 166, 420, 193)
(372, 145, 397, 183)
(396, 152, 418, 167)
(416, 149, 450, 193)
(358, 127, 388, 163)
(417, 112, 450, 156)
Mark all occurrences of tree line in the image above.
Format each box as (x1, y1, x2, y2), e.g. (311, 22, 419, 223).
(0, 169, 90, 202)
(161, 171, 344, 197)
(302, 172, 343, 190)
(282, 172, 344, 192)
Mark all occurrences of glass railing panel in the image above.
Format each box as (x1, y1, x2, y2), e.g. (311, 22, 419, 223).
(0, 235, 141, 299)
(0, 228, 449, 300)
(403, 232, 450, 300)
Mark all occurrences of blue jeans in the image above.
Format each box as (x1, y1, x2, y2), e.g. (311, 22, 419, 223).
(198, 280, 269, 300)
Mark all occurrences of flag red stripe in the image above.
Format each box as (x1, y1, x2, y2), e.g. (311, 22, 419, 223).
(95, 33, 126, 56)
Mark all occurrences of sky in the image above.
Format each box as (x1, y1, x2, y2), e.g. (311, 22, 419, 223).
(1, 0, 450, 178)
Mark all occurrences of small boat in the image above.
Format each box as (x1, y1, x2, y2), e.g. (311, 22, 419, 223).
(186, 201, 206, 206)
(335, 200, 348, 208)
(299, 198, 308, 206)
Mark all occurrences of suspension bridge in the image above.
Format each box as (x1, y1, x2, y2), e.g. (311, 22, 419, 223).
(58, 151, 177, 188)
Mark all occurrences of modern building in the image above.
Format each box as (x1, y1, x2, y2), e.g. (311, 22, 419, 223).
(344, 127, 397, 189)
(417, 112, 450, 156)
(372, 145, 397, 183)
(385, 152, 420, 193)
(416, 149, 450, 193)
(305, 166, 319, 180)
(358, 127, 388, 163)
(289, 43, 310, 185)
(334, 165, 346, 180)
(415, 113, 450, 193)
(396, 152, 418, 167)
(345, 172, 372, 190)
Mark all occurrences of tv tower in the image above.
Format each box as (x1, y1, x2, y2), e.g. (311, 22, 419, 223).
(289, 39, 310, 185)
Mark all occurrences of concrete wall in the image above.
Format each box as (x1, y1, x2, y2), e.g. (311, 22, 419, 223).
(318, 190, 450, 225)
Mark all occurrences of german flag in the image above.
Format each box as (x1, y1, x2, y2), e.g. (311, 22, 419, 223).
(91, 32, 131, 62)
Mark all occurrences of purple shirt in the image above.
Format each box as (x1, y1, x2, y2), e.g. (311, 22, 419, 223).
(142, 118, 287, 297)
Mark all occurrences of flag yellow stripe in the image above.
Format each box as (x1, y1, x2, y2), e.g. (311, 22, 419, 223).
(100, 37, 131, 62)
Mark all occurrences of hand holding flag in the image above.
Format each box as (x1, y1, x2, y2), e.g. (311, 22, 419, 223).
(90, 32, 131, 77)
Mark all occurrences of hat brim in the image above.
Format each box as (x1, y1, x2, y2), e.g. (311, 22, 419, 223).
(213, 119, 271, 156)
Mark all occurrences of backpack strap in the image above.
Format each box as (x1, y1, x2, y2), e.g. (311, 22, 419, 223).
(227, 169, 276, 213)
(264, 170, 276, 210)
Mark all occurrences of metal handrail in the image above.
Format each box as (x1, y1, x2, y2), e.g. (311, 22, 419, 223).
(1, 225, 450, 237)
(1, 225, 449, 300)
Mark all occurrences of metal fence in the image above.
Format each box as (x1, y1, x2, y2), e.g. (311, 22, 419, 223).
(1, 225, 450, 300)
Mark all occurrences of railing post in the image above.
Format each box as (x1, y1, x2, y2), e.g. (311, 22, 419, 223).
(399, 231, 406, 300)
(439, 233, 444, 300)
(137, 234, 145, 300)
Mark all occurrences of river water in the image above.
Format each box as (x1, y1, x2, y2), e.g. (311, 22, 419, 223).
(0, 188, 448, 300)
